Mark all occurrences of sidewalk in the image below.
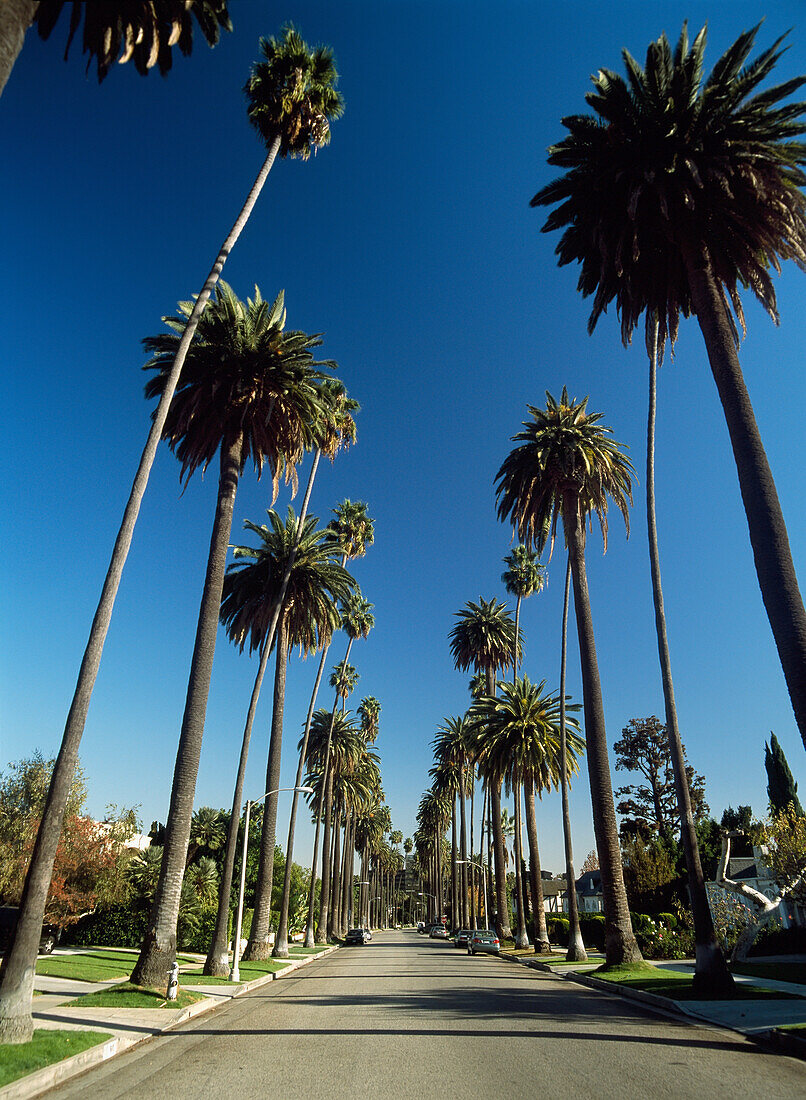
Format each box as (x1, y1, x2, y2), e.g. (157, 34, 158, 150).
(499, 948, 806, 1055)
(0, 945, 338, 1100)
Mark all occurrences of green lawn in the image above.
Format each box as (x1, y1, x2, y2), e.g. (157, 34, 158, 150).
(0, 1030, 111, 1088)
(594, 963, 802, 1001)
(63, 983, 204, 1010)
(36, 950, 196, 983)
(732, 961, 806, 985)
(182, 959, 292, 984)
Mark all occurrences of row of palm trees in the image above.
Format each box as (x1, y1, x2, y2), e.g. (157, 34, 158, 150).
(0, 25, 350, 1043)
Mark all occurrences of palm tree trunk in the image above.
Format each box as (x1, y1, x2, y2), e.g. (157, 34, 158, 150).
(513, 783, 529, 947)
(523, 774, 550, 953)
(490, 780, 511, 940)
(340, 813, 352, 933)
(316, 766, 336, 943)
(131, 435, 243, 988)
(685, 245, 806, 749)
(469, 777, 476, 929)
(328, 798, 342, 939)
(450, 798, 458, 929)
(458, 762, 468, 928)
(562, 496, 641, 966)
(0, 142, 282, 1039)
(0, 0, 37, 99)
(559, 555, 586, 962)
(243, 620, 289, 960)
(645, 319, 734, 995)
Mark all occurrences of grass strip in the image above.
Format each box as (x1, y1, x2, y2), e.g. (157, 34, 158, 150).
(181, 959, 292, 984)
(732, 961, 806, 985)
(37, 950, 194, 984)
(593, 963, 803, 1001)
(0, 1029, 110, 1088)
(63, 983, 204, 1009)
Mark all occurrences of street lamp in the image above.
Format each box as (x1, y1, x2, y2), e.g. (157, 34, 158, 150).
(454, 859, 488, 927)
(230, 786, 313, 982)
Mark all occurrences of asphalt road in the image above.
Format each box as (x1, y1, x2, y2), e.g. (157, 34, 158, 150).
(50, 931, 805, 1099)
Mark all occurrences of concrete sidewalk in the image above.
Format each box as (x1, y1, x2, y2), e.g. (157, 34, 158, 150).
(0, 945, 338, 1100)
(500, 949, 806, 1050)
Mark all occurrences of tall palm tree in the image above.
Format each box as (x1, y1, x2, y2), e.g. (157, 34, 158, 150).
(128, 286, 331, 988)
(204, 386, 358, 975)
(305, 593, 374, 945)
(357, 697, 381, 743)
(221, 509, 353, 961)
(275, 500, 373, 957)
(1, 0, 232, 96)
(0, 30, 344, 1036)
(330, 661, 359, 712)
(186, 806, 226, 866)
(471, 676, 584, 953)
(501, 544, 545, 946)
(496, 389, 642, 965)
(531, 23, 806, 750)
(449, 598, 519, 939)
(433, 717, 472, 928)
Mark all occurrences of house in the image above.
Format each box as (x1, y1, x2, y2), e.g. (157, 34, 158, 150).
(539, 870, 604, 914)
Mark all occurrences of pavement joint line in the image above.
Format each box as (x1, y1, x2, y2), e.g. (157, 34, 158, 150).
(1, 945, 339, 1100)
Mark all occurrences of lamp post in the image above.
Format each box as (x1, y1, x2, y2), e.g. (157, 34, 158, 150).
(356, 880, 370, 928)
(454, 860, 487, 928)
(230, 786, 313, 982)
(418, 891, 437, 924)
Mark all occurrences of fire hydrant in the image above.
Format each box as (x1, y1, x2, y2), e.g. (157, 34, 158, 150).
(166, 961, 179, 1001)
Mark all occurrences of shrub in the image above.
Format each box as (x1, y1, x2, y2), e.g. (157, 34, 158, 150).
(65, 899, 150, 948)
(546, 915, 569, 946)
(655, 912, 678, 929)
(178, 903, 219, 954)
(633, 916, 693, 959)
(579, 914, 606, 951)
(750, 923, 806, 957)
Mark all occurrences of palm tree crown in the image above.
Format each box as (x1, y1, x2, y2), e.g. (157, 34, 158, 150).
(495, 388, 633, 554)
(531, 22, 806, 350)
(502, 545, 545, 602)
(245, 25, 344, 160)
(143, 283, 333, 497)
(220, 508, 356, 655)
(328, 501, 375, 562)
(449, 598, 520, 681)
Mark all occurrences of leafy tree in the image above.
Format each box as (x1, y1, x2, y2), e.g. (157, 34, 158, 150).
(580, 851, 599, 873)
(0, 30, 343, 1043)
(186, 807, 226, 866)
(765, 733, 803, 816)
(621, 838, 678, 914)
(758, 805, 806, 906)
(1, 0, 232, 96)
(615, 717, 708, 842)
(496, 389, 641, 965)
(720, 805, 755, 857)
(531, 23, 806, 750)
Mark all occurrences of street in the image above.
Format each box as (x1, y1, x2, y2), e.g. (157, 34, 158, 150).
(49, 931, 805, 1099)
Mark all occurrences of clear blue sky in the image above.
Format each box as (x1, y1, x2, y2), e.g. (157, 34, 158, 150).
(2, 0, 805, 874)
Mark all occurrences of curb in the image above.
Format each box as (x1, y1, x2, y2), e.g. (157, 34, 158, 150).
(1, 946, 338, 1099)
(764, 1027, 806, 1062)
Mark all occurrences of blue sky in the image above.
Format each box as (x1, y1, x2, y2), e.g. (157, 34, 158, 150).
(2, 0, 805, 874)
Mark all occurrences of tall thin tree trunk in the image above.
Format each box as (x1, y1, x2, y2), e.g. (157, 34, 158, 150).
(559, 553, 586, 961)
(315, 766, 336, 943)
(513, 783, 530, 947)
(207, 450, 321, 974)
(0, 0, 37, 99)
(469, 777, 476, 929)
(450, 799, 458, 930)
(131, 436, 243, 988)
(0, 140, 282, 1040)
(490, 780, 511, 940)
(523, 775, 550, 953)
(562, 498, 641, 966)
(328, 798, 342, 939)
(458, 762, 468, 928)
(685, 244, 806, 749)
(243, 620, 289, 960)
(645, 318, 734, 995)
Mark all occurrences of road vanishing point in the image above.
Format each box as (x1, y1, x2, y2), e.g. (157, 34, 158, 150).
(47, 931, 805, 1099)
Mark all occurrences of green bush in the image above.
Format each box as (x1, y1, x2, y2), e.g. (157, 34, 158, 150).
(579, 914, 606, 951)
(65, 900, 150, 948)
(546, 915, 569, 946)
(750, 924, 806, 956)
(633, 915, 693, 959)
(655, 912, 678, 929)
(178, 903, 219, 954)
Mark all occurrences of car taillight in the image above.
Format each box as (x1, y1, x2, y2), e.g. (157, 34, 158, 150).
(494, 939, 499, 944)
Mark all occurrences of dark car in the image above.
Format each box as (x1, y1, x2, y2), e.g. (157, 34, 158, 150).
(344, 927, 370, 945)
(453, 928, 472, 948)
(0, 906, 60, 956)
(467, 929, 500, 955)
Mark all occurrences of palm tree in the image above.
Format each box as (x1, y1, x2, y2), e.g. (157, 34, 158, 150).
(496, 389, 642, 965)
(433, 717, 472, 928)
(449, 598, 519, 939)
(1, 0, 232, 96)
(0, 32, 344, 1035)
(330, 661, 359, 712)
(275, 500, 374, 957)
(128, 286, 330, 988)
(531, 23, 806, 751)
(219, 508, 354, 961)
(186, 807, 226, 866)
(471, 676, 584, 954)
(204, 388, 358, 975)
(357, 697, 381, 743)
(305, 592, 374, 945)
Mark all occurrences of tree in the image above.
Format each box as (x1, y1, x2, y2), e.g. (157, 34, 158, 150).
(449, 597, 519, 939)
(580, 851, 599, 874)
(621, 837, 678, 915)
(1, 0, 232, 97)
(221, 508, 353, 961)
(531, 23, 806, 751)
(614, 718, 708, 842)
(0, 27, 344, 1043)
(130, 286, 331, 988)
(186, 807, 226, 866)
(357, 698, 381, 744)
(496, 388, 642, 965)
(765, 732, 804, 815)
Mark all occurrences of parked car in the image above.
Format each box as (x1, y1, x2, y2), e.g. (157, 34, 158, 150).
(453, 928, 472, 948)
(345, 928, 371, 945)
(0, 906, 60, 956)
(429, 924, 448, 939)
(417, 921, 426, 934)
(467, 929, 500, 956)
